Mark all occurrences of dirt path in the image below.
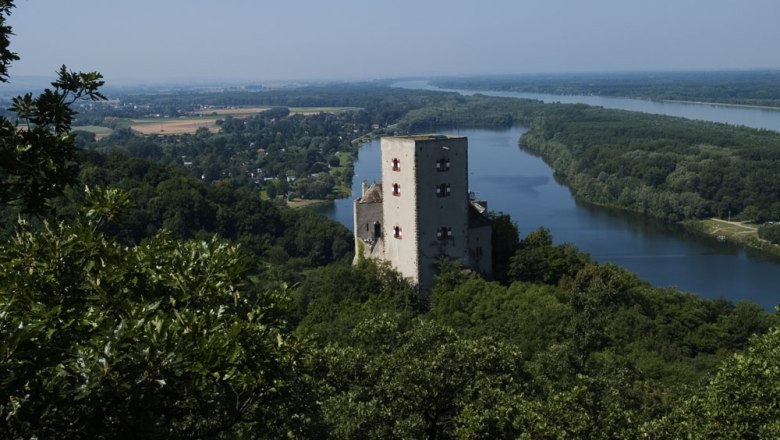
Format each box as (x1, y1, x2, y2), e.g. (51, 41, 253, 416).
(709, 218, 758, 231)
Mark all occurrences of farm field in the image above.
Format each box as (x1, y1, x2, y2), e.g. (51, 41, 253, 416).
(128, 107, 361, 135)
(130, 118, 220, 135)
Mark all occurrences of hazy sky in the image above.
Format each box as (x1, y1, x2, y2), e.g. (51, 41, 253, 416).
(6, 0, 780, 84)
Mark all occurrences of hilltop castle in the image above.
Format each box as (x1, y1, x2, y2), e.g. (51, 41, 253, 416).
(353, 135, 492, 291)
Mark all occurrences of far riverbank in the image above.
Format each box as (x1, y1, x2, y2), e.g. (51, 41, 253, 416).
(662, 99, 780, 111)
(685, 219, 780, 259)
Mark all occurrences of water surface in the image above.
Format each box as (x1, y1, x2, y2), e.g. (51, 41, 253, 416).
(395, 80, 780, 132)
(315, 128, 780, 309)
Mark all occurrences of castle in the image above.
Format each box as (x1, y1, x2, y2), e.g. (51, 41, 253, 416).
(353, 135, 492, 291)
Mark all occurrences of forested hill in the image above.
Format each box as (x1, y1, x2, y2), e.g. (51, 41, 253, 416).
(432, 70, 780, 108)
(4, 73, 780, 436)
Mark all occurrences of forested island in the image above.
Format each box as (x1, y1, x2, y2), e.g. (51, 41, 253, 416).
(2, 4, 780, 435)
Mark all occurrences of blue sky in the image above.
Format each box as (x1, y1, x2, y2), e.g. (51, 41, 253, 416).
(6, 0, 780, 84)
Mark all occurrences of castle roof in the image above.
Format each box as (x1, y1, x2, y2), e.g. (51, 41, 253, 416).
(357, 183, 383, 203)
(468, 200, 492, 229)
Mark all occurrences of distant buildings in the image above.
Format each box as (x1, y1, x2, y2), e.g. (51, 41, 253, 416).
(353, 135, 492, 292)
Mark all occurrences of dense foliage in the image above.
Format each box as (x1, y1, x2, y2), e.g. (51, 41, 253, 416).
(1, 191, 315, 438)
(290, 231, 779, 439)
(1, 67, 105, 213)
(69, 151, 353, 269)
(519, 104, 780, 222)
(397, 93, 543, 132)
(758, 223, 780, 244)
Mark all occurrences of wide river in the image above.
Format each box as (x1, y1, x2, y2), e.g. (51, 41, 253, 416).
(315, 83, 780, 309)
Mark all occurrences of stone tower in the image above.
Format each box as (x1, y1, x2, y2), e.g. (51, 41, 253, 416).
(354, 135, 492, 291)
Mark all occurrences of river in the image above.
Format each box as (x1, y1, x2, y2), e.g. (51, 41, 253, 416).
(314, 84, 780, 309)
(394, 79, 780, 132)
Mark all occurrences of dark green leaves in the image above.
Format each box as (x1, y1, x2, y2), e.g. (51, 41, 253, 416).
(2, 65, 107, 213)
(0, 204, 313, 438)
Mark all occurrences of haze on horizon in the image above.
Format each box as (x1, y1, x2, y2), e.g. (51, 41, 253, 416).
(7, 0, 780, 85)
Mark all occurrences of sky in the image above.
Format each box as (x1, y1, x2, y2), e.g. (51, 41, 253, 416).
(6, 0, 780, 85)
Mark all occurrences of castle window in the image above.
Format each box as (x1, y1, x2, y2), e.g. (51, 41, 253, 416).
(436, 158, 450, 172)
(374, 222, 382, 240)
(392, 183, 401, 196)
(475, 246, 483, 257)
(435, 183, 451, 197)
(436, 227, 453, 240)
(393, 225, 402, 239)
(392, 158, 401, 171)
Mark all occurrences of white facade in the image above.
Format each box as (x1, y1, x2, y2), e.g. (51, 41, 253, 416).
(354, 135, 492, 291)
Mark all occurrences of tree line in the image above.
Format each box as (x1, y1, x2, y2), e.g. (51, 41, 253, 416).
(517, 104, 780, 222)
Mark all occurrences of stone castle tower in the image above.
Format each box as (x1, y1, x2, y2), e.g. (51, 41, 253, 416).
(353, 135, 492, 291)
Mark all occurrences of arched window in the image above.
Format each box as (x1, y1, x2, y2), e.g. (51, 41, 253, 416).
(436, 158, 450, 172)
(392, 183, 401, 196)
(392, 158, 401, 171)
(393, 225, 402, 239)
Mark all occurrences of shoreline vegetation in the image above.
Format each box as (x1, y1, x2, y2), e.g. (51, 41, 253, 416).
(661, 99, 780, 111)
(516, 109, 780, 259)
(685, 218, 780, 258)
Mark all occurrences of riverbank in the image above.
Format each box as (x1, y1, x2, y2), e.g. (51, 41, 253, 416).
(662, 99, 780, 111)
(685, 218, 780, 258)
(287, 198, 331, 209)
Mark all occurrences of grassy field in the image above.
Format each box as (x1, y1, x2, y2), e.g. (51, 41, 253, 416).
(690, 218, 780, 257)
(287, 198, 330, 208)
(328, 151, 355, 197)
(703, 218, 758, 239)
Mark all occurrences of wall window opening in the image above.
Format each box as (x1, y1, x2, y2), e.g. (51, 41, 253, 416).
(436, 227, 453, 240)
(392, 183, 401, 196)
(435, 183, 451, 197)
(393, 226, 402, 239)
(392, 158, 401, 171)
(374, 222, 382, 240)
(436, 158, 451, 172)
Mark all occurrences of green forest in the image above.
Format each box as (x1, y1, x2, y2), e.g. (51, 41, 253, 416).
(518, 105, 780, 223)
(2, 2, 780, 437)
